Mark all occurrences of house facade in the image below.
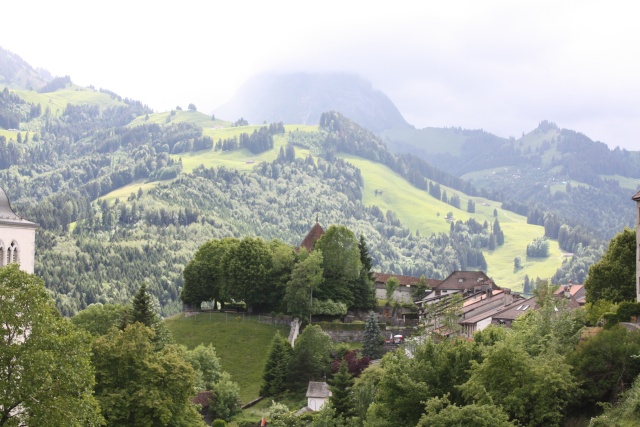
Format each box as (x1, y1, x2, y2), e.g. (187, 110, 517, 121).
(0, 187, 37, 274)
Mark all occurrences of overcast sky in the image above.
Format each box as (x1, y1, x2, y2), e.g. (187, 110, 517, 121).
(2, 1, 639, 149)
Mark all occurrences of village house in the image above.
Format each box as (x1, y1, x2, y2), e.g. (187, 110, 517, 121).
(373, 272, 440, 303)
(553, 282, 586, 308)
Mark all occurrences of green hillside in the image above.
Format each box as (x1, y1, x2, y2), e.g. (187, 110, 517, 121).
(14, 85, 126, 117)
(165, 313, 289, 403)
(340, 155, 562, 290)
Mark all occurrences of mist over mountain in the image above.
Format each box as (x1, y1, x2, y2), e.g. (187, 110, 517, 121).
(214, 73, 411, 133)
(0, 47, 52, 90)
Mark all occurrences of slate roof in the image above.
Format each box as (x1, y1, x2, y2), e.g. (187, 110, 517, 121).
(632, 190, 640, 201)
(435, 271, 495, 291)
(459, 299, 524, 325)
(492, 297, 538, 321)
(298, 222, 325, 252)
(306, 381, 332, 398)
(0, 186, 38, 228)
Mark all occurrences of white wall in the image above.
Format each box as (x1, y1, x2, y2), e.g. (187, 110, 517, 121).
(307, 397, 329, 411)
(0, 224, 37, 274)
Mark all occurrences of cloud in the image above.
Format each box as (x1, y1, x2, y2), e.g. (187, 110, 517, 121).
(1, 0, 639, 148)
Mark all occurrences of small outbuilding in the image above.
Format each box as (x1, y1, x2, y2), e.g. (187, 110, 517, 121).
(306, 381, 331, 412)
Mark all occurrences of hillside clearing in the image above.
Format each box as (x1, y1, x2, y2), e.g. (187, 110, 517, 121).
(165, 312, 290, 403)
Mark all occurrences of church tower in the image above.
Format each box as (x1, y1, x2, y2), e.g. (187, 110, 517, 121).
(633, 191, 640, 302)
(0, 187, 38, 273)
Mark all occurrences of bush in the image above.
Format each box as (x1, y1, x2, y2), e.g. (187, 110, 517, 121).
(616, 301, 640, 323)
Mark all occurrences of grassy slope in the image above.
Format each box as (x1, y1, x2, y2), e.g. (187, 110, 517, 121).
(339, 155, 563, 291)
(14, 85, 126, 117)
(176, 125, 316, 173)
(380, 127, 468, 156)
(128, 109, 231, 129)
(165, 313, 289, 403)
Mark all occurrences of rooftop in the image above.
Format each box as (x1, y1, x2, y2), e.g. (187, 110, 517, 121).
(306, 381, 332, 398)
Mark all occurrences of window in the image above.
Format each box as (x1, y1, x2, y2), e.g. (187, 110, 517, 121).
(8, 241, 19, 265)
(0, 241, 4, 267)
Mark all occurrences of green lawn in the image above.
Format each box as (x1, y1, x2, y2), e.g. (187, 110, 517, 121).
(165, 312, 290, 403)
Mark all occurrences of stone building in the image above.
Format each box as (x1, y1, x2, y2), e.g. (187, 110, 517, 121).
(0, 187, 38, 273)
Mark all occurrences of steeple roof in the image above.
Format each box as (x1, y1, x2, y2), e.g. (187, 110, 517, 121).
(299, 222, 325, 252)
(0, 186, 38, 227)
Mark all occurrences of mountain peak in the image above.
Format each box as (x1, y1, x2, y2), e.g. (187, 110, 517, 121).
(214, 72, 410, 133)
(0, 46, 52, 90)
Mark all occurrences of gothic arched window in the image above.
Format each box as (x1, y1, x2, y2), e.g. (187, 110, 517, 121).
(8, 241, 19, 265)
(0, 240, 5, 267)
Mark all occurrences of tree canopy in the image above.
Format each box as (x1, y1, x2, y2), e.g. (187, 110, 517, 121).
(584, 227, 636, 303)
(0, 264, 103, 427)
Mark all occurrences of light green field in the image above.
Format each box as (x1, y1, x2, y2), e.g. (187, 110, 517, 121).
(13, 86, 125, 117)
(0, 129, 18, 140)
(99, 180, 161, 205)
(175, 125, 316, 173)
(601, 174, 640, 191)
(128, 110, 231, 130)
(339, 155, 563, 291)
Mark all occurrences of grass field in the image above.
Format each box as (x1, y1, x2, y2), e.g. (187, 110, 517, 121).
(600, 174, 640, 191)
(339, 155, 563, 291)
(14, 86, 125, 117)
(165, 312, 290, 403)
(175, 125, 316, 173)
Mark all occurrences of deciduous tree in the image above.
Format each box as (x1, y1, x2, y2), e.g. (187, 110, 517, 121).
(0, 264, 103, 427)
(584, 227, 636, 303)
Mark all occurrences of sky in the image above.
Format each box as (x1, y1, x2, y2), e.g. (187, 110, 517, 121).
(2, 0, 639, 149)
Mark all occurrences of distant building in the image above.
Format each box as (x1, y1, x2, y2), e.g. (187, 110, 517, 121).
(0, 187, 38, 273)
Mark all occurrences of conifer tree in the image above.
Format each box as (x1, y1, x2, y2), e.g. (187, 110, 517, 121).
(363, 311, 383, 359)
(260, 332, 292, 396)
(330, 360, 355, 418)
(131, 282, 156, 327)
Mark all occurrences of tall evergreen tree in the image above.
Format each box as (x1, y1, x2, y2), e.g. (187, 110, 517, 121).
(330, 360, 355, 418)
(260, 332, 292, 396)
(363, 311, 383, 359)
(351, 235, 377, 310)
(131, 282, 156, 327)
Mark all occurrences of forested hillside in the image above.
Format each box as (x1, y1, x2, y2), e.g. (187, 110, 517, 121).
(382, 121, 640, 241)
(0, 76, 542, 316)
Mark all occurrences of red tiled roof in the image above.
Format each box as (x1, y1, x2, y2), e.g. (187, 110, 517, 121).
(298, 223, 325, 252)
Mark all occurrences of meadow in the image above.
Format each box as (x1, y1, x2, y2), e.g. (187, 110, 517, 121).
(165, 312, 290, 403)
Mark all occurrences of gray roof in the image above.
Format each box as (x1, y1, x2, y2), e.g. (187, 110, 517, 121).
(306, 381, 332, 398)
(0, 186, 37, 228)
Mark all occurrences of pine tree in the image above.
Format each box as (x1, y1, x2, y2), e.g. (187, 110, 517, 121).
(131, 283, 156, 327)
(260, 332, 292, 396)
(363, 311, 383, 359)
(329, 360, 355, 418)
